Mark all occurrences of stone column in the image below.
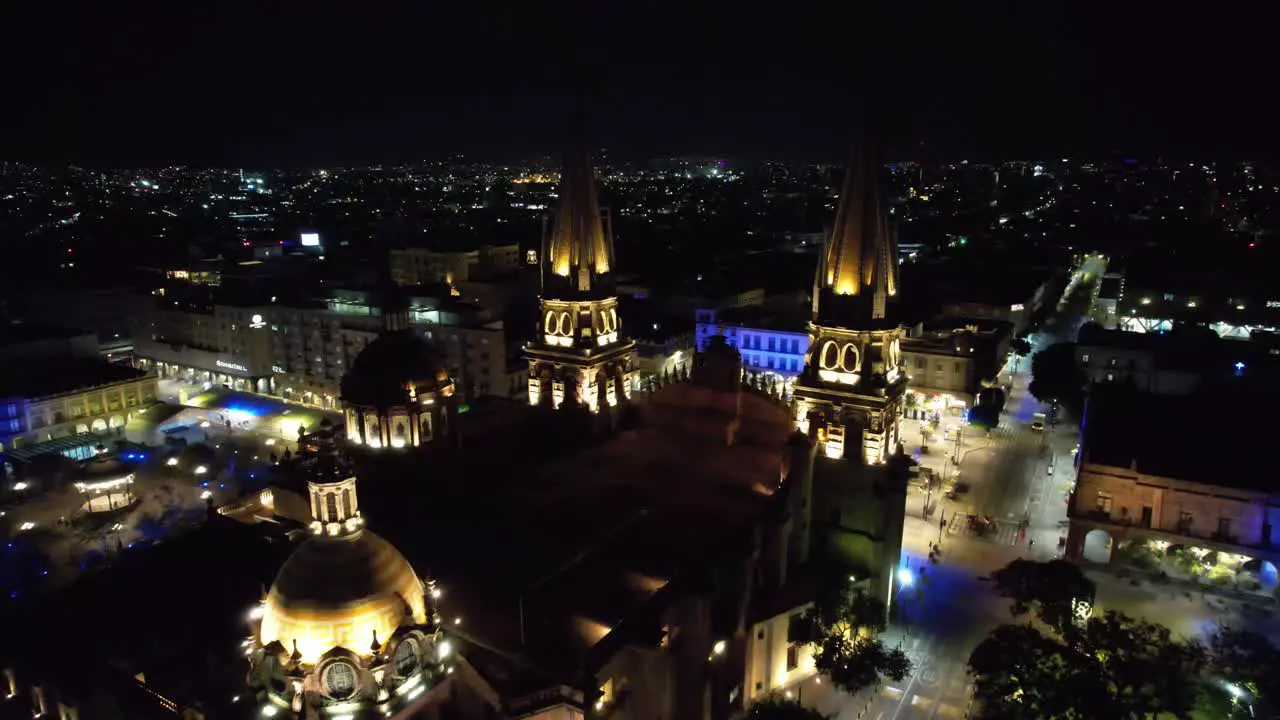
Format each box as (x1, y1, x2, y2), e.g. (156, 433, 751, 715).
(1064, 523, 1086, 562)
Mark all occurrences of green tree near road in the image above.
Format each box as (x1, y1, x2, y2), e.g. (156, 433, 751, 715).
(1202, 627, 1280, 719)
(969, 559, 1280, 719)
(1011, 337, 1033, 356)
(791, 579, 910, 698)
(1028, 342, 1084, 417)
(969, 612, 1205, 719)
(991, 559, 1096, 633)
(744, 697, 829, 719)
(968, 404, 1000, 431)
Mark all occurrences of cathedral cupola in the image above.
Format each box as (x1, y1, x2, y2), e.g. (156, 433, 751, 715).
(245, 455, 452, 718)
(339, 264, 458, 450)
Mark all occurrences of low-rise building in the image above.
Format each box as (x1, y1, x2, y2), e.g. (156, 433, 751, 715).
(900, 317, 1013, 412)
(1075, 322, 1280, 395)
(695, 306, 810, 384)
(0, 357, 158, 453)
(1066, 386, 1280, 592)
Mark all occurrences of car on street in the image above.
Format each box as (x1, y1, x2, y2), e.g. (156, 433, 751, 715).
(1030, 421, 1045, 432)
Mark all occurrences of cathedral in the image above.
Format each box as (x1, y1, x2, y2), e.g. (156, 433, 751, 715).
(0, 134, 911, 720)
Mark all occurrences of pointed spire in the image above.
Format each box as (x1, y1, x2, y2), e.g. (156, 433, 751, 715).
(815, 140, 899, 324)
(546, 114, 614, 297)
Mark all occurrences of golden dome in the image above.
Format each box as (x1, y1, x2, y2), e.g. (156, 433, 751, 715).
(259, 530, 427, 665)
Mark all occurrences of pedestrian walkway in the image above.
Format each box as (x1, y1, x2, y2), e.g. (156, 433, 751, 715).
(946, 512, 1039, 548)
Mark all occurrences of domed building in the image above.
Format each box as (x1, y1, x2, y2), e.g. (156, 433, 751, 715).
(340, 282, 458, 450)
(246, 458, 449, 717)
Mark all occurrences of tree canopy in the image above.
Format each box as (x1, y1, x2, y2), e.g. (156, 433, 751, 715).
(990, 558, 1095, 634)
(1011, 337, 1033, 356)
(969, 610, 1205, 719)
(970, 559, 1280, 719)
(744, 697, 828, 720)
(1028, 342, 1084, 416)
(1204, 627, 1280, 718)
(791, 580, 910, 698)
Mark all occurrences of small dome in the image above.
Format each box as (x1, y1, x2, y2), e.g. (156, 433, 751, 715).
(259, 530, 427, 665)
(340, 330, 453, 409)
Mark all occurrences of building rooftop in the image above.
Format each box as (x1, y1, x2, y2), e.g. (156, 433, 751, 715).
(352, 386, 792, 697)
(710, 304, 810, 334)
(1082, 384, 1277, 490)
(0, 357, 148, 399)
(0, 321, 92, 345)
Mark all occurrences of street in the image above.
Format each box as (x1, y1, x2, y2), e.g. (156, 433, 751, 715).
(805, 257, 1143, 719)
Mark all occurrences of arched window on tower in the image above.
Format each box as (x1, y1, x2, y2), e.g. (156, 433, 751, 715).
(341, 489, 352, 519)
(325, 492, 338, 523)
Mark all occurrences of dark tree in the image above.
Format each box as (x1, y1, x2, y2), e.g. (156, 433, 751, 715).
(990, 559, 1095, 634)
(791, 582, 910, 698)
(968, 624, 1092, 719)
(24, 453, 79, 490)
(744, 697, 828, 720)
(1203, 627, 1280, 718)
(972, 562, 1206, 719)
(1010, 337, 1033, 356)
(969, 612, 1205, 720)
(968, 404, 1000, 431)
(1028, 342, 1084, 416)
(180, 442, 217, 468)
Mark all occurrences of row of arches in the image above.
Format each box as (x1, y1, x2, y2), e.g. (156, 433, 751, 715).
(812, 337, 901, 375)
(542, 306, 620, 338)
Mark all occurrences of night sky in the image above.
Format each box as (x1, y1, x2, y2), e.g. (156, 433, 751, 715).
(0, 3, 1272, 165)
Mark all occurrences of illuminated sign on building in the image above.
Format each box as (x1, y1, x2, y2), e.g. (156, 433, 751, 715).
(526, 249, 538, 265)
(216, 360, 248, 373)
(250, 314, 265, 328)
(272, 365, 285, 374)
(300, 232, 321, 247)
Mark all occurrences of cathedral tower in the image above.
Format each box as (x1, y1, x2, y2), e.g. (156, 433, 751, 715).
(794, 142, 907, 464)
(525, 126, 635, 411)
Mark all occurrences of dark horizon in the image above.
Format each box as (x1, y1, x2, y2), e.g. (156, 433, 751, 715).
(0, 4, 1274, 166)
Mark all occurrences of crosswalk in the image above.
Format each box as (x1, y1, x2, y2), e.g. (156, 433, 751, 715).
(946, 513, 1027, 547)
(875, 638, 973, 719)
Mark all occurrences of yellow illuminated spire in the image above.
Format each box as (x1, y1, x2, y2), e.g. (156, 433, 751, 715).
(817, 142, 899, 322)
(546, 132, 613, 295)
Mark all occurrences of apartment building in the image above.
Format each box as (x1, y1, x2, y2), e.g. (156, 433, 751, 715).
(131, 288, 525, 409)
(390, 244, 521, 285)
(1067, 387, 1280, 588)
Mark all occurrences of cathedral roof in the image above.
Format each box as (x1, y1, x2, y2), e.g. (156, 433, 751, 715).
(340, 329, 452, 409)
(814, 141, 900, 326)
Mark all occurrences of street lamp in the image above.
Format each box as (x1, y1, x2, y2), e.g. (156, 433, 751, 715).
(194, 465, 208, 476)
(897, 566, 915, 588)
